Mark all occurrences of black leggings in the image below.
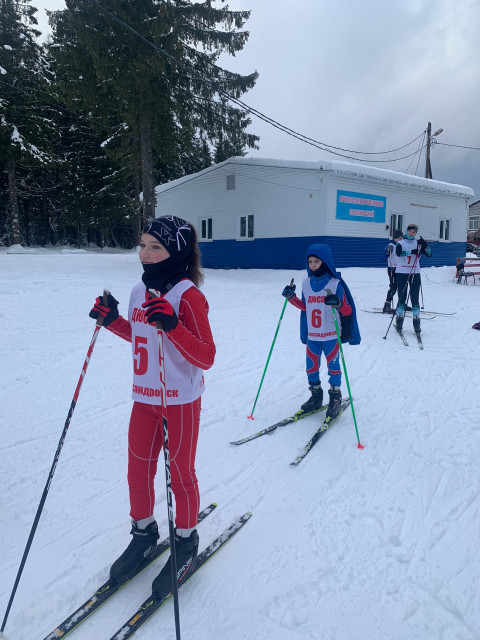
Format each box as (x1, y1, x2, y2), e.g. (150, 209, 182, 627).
(386, 267, 397, 302)
(396, 273, 421, 308)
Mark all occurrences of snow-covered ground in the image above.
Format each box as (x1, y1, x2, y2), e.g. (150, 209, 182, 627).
(1, 247, 479, 640)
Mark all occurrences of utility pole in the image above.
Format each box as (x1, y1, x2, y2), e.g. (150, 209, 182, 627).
(425, 122, 443, 179)
(425, 121, 432, 179)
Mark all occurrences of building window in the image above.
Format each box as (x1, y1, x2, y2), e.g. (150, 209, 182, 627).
(226, 174, 235, 190)
(200, 217, 213, 241)
(390, 214, 403, 233)
(439, 218, 451, 241)
(238, 214, 254, 240)
(469, 217, 479, 230)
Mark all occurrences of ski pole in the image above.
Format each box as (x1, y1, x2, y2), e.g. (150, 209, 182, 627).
(247, 279, 293, 419)
(148, 289, 181, 640)
(0, 291, 110, 636)
(326, 290, 363, 449)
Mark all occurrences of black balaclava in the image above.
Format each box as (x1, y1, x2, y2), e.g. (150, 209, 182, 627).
(308, 256, 331, 278)
(141, 216, 192, 293)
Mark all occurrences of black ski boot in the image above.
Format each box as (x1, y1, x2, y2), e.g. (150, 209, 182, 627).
(395, 315, 404, 332)
(301, 383, 323, 413)
(110, 520, 159, 583)
(413, 317, 421, 335)
(382, 301, 392, 314)
(152, 529, 199, 599)
(326, 387, 342, 420)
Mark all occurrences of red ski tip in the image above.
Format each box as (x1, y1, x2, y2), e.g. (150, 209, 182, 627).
(247, 414, 255, 420)
(357, 443, 365, 449)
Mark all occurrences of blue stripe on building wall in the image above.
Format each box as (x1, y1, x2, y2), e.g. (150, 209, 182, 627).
(199, 237, 466, 270)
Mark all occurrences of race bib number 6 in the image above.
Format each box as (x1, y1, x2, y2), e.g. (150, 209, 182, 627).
(311, 308, 322, 328)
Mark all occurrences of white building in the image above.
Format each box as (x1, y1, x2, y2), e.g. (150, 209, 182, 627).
(468, 199, 480, 245)
(155, 157, 474, 269)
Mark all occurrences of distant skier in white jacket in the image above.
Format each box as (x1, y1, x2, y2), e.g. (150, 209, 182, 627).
(395, 223, 432, 335)
(382, 229, 403, 313)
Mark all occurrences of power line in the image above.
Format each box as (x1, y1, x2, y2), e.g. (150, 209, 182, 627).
(404, 131, 426, 175)
(85, 0, 427, 163)
(437, 142, 480, 151)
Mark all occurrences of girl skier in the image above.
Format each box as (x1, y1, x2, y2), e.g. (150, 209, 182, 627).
(394, 223, 432, 335)
(382, 229, 403, 313)
(281, 244, 360, 419)
(89, 216, 215, 598)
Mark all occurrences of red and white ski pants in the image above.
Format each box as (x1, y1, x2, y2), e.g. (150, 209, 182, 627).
(127, 398, 201, 528)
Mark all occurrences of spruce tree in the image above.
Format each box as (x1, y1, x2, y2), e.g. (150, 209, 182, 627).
(0, 0, 57, 245)
(48, 0, 258, 226)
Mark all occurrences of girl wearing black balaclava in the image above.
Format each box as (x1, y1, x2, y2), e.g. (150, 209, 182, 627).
(89, 215, 215, 598)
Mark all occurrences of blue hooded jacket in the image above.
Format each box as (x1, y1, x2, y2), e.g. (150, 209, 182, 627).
(300, 244, 361, 346)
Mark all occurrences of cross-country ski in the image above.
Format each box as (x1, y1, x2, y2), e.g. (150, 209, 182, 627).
(41, 504, 217, 640)
(290, 399, 351, 465)
(370, 307, 455, 316)
(108, 513, 252, 640)
(230, 404, 329, 445)
(362, 309, 435, 319)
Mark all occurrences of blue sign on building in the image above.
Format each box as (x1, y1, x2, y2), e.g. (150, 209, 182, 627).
(336, 190, 386, 223)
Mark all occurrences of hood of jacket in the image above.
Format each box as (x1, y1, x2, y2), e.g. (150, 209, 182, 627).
(305, 243, 340, 278)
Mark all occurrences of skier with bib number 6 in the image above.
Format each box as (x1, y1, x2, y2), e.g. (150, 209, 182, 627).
(281, 244, 360, 420)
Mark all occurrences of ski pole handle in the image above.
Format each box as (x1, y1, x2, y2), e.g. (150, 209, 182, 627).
(94, 290, 111, 327)
(147, 288, 164, 332)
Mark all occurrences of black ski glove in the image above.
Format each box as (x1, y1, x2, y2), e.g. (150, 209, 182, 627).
(417, 236, 428, 249)
(89, 292, 119, 327)
(417, 236, 431, 255)
(142, 297, 179, 332)
(282, 279, 296, 300)
(324, 293, 342, 308)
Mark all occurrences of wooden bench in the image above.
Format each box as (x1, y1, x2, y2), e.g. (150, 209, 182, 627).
(456, 257, 480, 284)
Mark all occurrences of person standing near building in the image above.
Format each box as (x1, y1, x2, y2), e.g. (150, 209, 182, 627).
(382, 229, 403, 313)
(395, 223, 432, 335)
(281, 243, 360, 419)
(89, 216, 215, 598)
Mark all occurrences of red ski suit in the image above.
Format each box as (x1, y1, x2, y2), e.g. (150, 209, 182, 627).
(107, 282, 215, 528)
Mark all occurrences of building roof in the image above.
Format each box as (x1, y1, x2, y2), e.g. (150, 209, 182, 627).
(156, 156, 475, 198)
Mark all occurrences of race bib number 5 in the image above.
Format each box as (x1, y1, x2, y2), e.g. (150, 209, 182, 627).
(134, 336, 148, 375)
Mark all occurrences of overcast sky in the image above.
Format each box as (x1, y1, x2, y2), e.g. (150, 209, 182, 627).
(33, 0, 480, 201)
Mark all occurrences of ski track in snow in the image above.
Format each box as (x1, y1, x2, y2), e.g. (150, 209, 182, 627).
(1, 250, 479, 640)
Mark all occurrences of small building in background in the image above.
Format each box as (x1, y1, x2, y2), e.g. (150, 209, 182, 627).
(467, 199, 480, 246)
(155, 157, 474, 269)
